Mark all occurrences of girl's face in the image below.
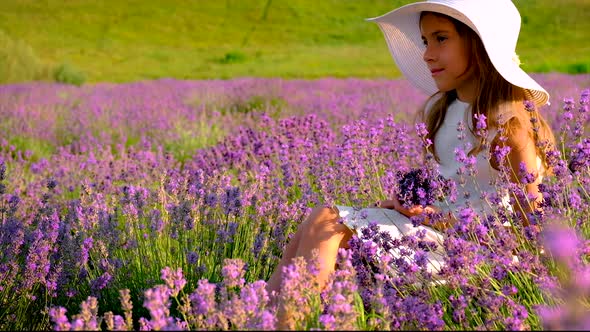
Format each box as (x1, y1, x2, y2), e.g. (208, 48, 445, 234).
(420, 13, 477, 102)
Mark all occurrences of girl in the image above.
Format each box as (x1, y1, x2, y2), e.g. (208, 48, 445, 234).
(266, 0, 556, 327)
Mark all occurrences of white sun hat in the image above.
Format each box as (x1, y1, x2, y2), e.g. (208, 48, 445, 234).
(368, 0, 550, 106)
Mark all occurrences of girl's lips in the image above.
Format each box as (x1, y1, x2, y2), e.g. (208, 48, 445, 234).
(431, 68, 444, 76)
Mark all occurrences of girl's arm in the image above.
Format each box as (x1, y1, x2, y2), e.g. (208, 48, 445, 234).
(502, 118, 544, 227)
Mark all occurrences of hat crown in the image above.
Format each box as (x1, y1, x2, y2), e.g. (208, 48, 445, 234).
(427, 0, 521, 55)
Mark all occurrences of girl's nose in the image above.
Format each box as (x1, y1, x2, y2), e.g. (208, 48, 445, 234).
(423, 45, 435, 63)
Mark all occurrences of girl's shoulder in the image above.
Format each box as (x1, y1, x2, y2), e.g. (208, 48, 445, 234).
(492, 100, 534, 150)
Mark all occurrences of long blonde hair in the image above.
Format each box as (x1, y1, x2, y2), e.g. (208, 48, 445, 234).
(418, 12, 556, 172)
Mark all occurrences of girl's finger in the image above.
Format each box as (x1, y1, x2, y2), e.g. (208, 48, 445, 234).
(408, 205, 425, 215)
(379, 199, 398, 209)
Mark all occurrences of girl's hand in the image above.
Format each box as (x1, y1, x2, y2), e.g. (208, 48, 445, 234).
(375, 197, 439, 217)
(375, 198, 450, 231)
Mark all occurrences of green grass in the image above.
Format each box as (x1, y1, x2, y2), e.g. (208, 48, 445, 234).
(0, 0, 588, 83)
(163, 119, 226, 164)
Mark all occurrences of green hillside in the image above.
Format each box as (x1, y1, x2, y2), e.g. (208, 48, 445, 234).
(0, 0, 588, 83)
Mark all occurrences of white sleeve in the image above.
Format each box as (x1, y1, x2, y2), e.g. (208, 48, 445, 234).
(495, 103, 518, 126)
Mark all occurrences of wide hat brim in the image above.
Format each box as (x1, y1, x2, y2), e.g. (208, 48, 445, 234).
(367, 1, 550, 106)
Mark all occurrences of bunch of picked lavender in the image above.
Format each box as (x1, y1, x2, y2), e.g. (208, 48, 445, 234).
(396, 168, 450, 207)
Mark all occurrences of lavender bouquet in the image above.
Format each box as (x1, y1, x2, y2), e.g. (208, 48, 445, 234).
(396, 168, 451, 207)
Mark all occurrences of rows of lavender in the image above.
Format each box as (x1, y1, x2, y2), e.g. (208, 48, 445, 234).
(1, 74, 589, 330)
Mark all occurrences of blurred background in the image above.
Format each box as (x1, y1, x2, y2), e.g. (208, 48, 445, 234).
(0, 0, 588, 85)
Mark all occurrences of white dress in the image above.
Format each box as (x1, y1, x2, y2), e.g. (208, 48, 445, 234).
(336, 98, 515, 273)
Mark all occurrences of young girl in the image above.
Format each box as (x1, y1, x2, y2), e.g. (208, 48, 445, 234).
(266, 0, 556, 326)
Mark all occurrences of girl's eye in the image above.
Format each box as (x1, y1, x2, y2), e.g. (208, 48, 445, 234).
(422, 39, 428, 46)
(437, 36, 447, 43)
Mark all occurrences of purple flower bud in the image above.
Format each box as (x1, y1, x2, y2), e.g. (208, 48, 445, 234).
(397, 168, 450, 206)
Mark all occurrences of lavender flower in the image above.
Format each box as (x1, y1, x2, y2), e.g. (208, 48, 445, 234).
(320, 249, 359, 330)
(221, 258, 246, 289)
(397, 168, 450, 207)
(49, 307, 71, 331)
(568, 137, 590, 173)
(90, 272, 112, 295)
(143, 285, 175, 330)
(161, 266, 187, 297)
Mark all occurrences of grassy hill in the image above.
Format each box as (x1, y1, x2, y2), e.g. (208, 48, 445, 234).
(0, 0, 588, 83)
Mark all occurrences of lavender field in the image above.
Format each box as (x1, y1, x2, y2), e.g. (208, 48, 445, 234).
(1, 74, 590, 330)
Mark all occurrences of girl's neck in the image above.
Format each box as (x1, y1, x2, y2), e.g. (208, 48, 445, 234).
(455, 78, 477, 104)
(455, 96, 471, 104)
